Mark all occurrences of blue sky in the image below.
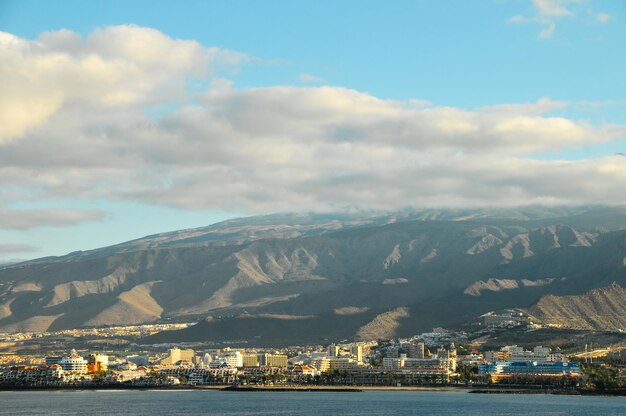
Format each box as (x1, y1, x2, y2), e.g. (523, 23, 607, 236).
(1, 0, 625, 261)
(3, 0, 625, 108)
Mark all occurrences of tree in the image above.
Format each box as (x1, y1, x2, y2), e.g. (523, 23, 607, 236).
(455, 363, 478, 383)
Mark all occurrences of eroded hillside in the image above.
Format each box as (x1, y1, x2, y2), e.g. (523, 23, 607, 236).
(2, 207, 626, 344)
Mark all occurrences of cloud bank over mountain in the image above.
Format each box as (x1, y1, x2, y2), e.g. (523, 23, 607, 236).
(1, 25, 626, 219)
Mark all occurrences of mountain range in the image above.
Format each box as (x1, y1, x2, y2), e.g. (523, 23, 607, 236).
(2, 206, 626, 345)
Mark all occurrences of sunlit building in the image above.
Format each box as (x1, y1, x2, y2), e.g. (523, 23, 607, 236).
(59, 350, 88, 373)
(87, 354, 108, 373)
(160, 348, 195, 366)
(479, 361, 581, 382)
(351, 345, 363, 363)
(243, 354, 259, 367)
(259, 353, 288, 367)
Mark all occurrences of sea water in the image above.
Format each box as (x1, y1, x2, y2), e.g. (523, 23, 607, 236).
(1, 390, 625, 415)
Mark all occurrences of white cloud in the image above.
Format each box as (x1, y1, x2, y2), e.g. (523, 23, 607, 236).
(409, 99, 432, 107)
(1, 27, 626, 217)
(533, 0, 578, 17)
(298, 73, 324, 83)
(507, 14, 559, 39)
(538, 20, 557, 38)
(0, 208, 105, 230)
(0, 244, 39, 254)
(596, 12, 611, 24)
(0, 25, 245, 143)
(507, 15, 529, 25)
(508, 0, 609, 39)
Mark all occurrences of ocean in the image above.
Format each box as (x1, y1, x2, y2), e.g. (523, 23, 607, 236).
(1, 390, 624, 415)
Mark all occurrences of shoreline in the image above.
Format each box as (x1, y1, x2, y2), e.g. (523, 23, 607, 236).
(1, 384, 625, 396)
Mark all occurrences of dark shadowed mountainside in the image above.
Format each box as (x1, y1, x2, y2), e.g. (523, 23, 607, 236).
(2, 206, 626, 344)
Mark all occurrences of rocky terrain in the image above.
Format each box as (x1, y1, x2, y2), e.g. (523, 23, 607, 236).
(1, 206, 626, 344)
(527, 283, 626, 331)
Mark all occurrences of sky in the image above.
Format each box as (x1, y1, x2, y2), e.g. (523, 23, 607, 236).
(0, 0, 625, 262)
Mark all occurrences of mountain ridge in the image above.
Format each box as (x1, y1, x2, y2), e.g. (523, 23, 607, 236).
(1, 206, 626, 344)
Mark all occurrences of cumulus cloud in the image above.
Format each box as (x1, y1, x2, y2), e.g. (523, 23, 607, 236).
(0, 25, 245, 143)
(1, 26, 626, 215)
(409, 99, 432, 108)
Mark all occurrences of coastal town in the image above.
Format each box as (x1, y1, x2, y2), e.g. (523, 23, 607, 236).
(2, 324, 623, 393)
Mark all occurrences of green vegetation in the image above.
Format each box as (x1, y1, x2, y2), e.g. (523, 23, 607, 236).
(580, 364, 624, 390)
(455, 363, 478, 383)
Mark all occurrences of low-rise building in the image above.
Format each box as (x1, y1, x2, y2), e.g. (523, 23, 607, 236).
(291, 365, 318, 376)
(484, 350, 511, 362)
(313, 357, 330, 373)
(327, 357, 359, 371)
(126, 354, 150, 366)
(484, 346, 564, 364)
(479, 361, 581, 382)
(458, 353, 483, 366)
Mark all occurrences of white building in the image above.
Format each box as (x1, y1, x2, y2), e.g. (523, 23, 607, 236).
(160, 348, 195, 366)
(59, 350, 87, 373)
(289, 352, 328, 366)
(118, 361, 138, 371)
(499, 345, 557, 363)
(458, 353, 483, 366)
(383, 357, 405, 369)
(327, 357, 358, 370)
(202, 353, 213, 367)
(548, 352, 568, 362)
(213, 350, 243, 368)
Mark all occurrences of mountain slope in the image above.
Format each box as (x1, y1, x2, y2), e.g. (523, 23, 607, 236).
(527, 283, 626, 331)
(2, 206, 626, 344)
